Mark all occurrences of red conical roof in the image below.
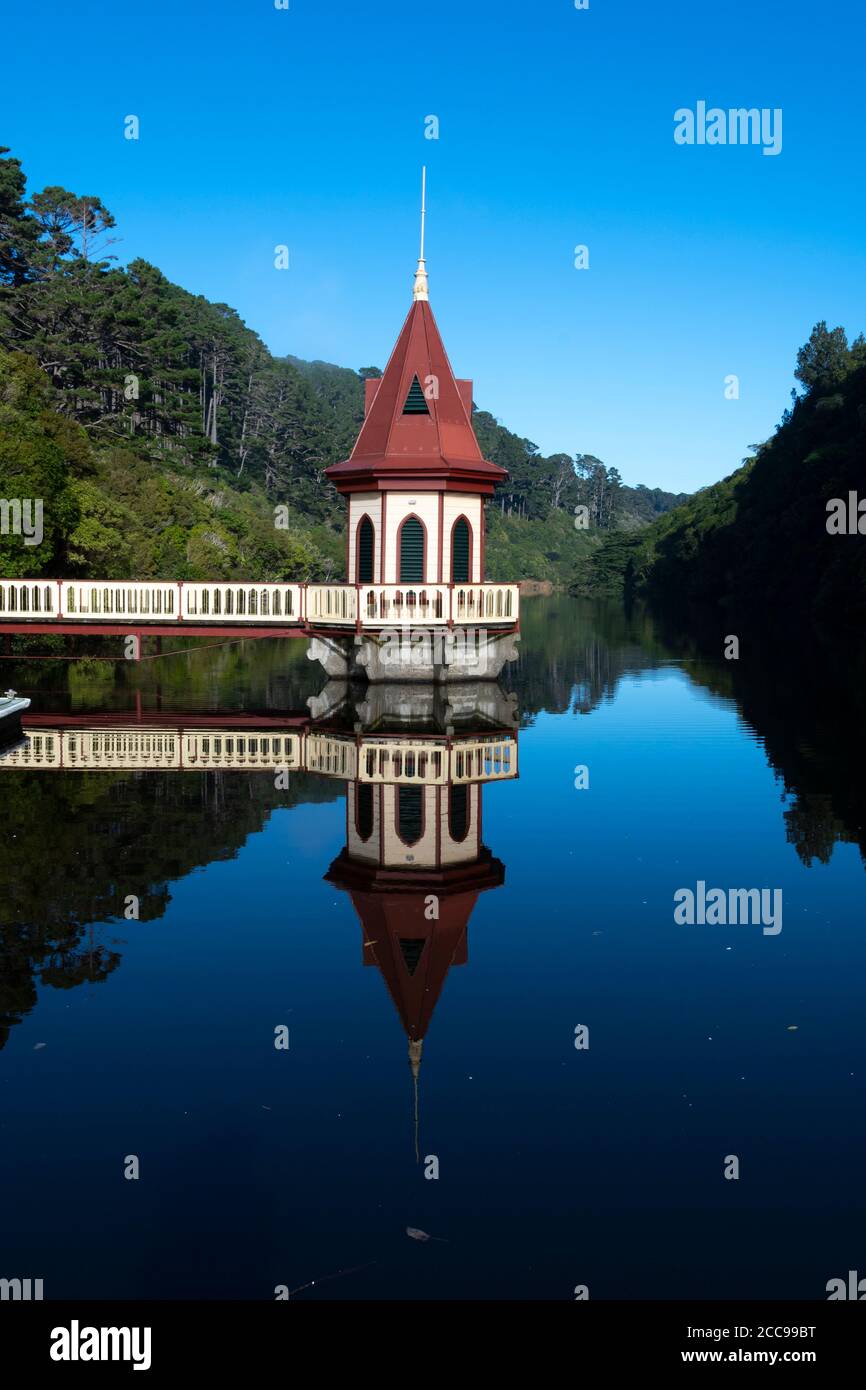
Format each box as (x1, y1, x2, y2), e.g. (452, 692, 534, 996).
(351, 889, 473, 1042)
(325, 300, 507, 494)
(325, 849, 505, 1041)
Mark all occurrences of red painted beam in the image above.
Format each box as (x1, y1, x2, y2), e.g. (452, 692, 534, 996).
(22, 712, 312, 729)
(0, 624, 308, 639)
(0, 621, 516, 640)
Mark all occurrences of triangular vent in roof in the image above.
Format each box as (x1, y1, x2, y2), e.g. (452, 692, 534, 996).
(402, 374, 430, 415)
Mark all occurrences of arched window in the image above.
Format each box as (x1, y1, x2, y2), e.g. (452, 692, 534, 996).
(399, 515, 425, 583)
(356, 783, 374, 841)
(451, 516, 471, 582)
(449, 783, 470, 841)
(357, 515, 375, 583)
(396, 785, 424, 845)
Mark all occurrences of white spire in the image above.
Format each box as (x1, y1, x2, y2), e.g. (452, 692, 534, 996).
(409, 1037, 423, 1162)
(413, 166, 429, 302)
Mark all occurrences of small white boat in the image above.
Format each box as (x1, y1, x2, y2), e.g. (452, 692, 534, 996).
(0, 689, 30, 731)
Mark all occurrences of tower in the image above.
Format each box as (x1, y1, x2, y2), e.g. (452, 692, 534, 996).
(325, 170, 508, 592)
(324, 679, 517, 1157)
(326, 763, 507, 1160)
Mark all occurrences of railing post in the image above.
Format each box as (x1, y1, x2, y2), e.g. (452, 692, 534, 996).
(448, 582, 454, 629)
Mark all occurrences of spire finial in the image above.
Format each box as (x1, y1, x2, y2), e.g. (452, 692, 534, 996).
(413, 166, 429, 302)
(409, 1037, 423, 1161)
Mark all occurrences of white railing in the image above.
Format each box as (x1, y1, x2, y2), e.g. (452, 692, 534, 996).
(0, 580, 519, 629)
(305, 732, 358, 779)
(0, 580, 59, 617)
(0, 728, 519, 783)
(67, 730, 181, 768)
(358, 739, 449, 784)
(0, 730, 62, 765)
(306, 585, 358, 625)
(62, 581, 179, 620)
(181, 731, 303, 769)
(324, 584, 519, 628)
(355, 736, 517, 784)
(451, 737, 517, 783)
(454, 584, 518, 624)
(357, 585, 449, 626)
(182, 583, 302, 623)
(0, 728, 303, 772)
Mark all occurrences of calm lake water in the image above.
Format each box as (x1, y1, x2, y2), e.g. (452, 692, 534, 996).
(1, 597, 864, 1301)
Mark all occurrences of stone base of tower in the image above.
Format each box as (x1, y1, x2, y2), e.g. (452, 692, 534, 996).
(306, 634, 356, 680)
(306, 629, 519, 683)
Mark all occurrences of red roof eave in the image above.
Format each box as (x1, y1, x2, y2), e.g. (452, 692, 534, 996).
(327, 299, 508, 495)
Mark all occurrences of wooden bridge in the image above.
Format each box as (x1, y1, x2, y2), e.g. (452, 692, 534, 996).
(0, 715, 517, 784)
(0, 578, 519, 642)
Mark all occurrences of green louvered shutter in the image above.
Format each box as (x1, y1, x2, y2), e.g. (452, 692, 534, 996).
(449, 784, 469, 840)
(356, 783, 374, 840)
(400, 516, 425, 582)
(402, 374, 430, 414)
(451, 517, 470, 582)
(397, 785, 424, 845)
(357, 516, 374, 582)
(398, 938, 425, 975)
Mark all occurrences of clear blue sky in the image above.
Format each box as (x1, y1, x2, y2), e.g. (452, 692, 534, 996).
(2, 0, 864, 492)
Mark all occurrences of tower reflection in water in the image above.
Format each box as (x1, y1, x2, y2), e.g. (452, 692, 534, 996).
(0, 678, 518, 1151)
(322, 680, 517, 1158)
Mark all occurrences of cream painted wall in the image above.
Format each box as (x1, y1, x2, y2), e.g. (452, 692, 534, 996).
(348, 490, 485, 584)
(347, 783, 480, 869)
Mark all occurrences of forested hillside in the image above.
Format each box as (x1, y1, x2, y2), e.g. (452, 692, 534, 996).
(572, 323, 866, 630)
(0, 147, 351, 581)
(0, 146, 682, 585)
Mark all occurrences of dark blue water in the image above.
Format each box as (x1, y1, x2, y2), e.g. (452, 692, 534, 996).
(1, 599, 864, 1300)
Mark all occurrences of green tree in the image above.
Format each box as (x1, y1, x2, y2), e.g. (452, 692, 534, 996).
(0, 348, 84, 575)
(66, 478, 133, 574)
(28, 186, 118, 267)
(575, 454, 622, 530)
(0, 147, 40, 286)
(795, 321, 851, 394)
